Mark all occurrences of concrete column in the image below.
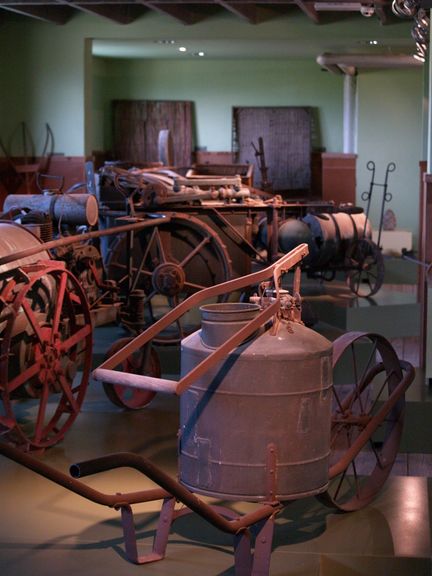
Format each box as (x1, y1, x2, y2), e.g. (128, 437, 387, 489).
(343, 73, 357, 154)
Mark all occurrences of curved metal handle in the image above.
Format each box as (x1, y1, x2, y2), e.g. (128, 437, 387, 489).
(92, 244, 309, 395)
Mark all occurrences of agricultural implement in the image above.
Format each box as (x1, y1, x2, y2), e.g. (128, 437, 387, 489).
(0, 165, 386, 449)
(0, 245, 414, 575)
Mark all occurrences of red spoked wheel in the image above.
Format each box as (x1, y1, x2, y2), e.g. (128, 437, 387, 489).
(320, 331, 414, 511)
(102, 336, 161, 410)
(0, 264, 92, 450)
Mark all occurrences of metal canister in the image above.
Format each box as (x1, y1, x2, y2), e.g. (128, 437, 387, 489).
(0, 222, 50, 275)
(179, 302, 333, 502)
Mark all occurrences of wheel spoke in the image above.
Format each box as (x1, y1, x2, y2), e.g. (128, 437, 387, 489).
(60, 323, 92, 352)
(57, 375, 80, 414)
(131, 227, 159, 292)
(21, 299, 45, 345)
(34, 383, 50, 444)
(179, 236, 210, 268)
(51, 271, 68, 337)
(183, 280, 207, 292)
(156, 229, 171, 263)
(7, 361, 41, 394)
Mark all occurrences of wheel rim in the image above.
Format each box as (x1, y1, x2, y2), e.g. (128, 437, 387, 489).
(322, 332, 405, 511)
(106, 214, 232, 344)
(0, 266, 92, 450)
(102, 337, 160, 410)
(347, 239, 384, 297)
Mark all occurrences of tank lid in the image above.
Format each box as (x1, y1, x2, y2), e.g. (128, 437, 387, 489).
(200, 302, 260, 323)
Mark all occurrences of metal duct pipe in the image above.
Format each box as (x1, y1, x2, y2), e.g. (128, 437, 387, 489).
(317, 53, 422, 74)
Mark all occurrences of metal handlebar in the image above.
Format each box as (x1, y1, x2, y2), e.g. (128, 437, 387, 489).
(92, 243, 309, 396)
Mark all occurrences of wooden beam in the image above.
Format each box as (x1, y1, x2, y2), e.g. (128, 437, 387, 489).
(141, 2, 203, 24)
(72, 2, 142, 23)
(218, 1, 270, 23)
(294, 0, 319, 23)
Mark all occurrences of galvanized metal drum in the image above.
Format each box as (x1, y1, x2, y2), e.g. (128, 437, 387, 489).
(302, 211, 371, 267)
(179, 302, 333, 502)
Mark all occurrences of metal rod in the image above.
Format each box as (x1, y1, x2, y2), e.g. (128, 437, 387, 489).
(0, 441, 170, 507)
(71, 452, 283, 534)
(95, 244, 309, 373)
(0, 216, 169, 267)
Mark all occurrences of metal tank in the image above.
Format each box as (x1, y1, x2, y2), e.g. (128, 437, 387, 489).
(179, 301, 333, 502)
(301, 210, 371, 267)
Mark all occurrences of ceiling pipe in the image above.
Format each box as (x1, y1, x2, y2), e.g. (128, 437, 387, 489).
(317, 52, 423, 74)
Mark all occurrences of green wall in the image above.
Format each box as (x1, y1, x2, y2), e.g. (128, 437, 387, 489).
(0, 11, 425, 248)
(93, 57, 342, 153)
(356, 68, 424, 245)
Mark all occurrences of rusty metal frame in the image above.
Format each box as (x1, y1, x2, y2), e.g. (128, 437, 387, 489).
(92, 243, 309, 396)
(0, 238, 416, 574)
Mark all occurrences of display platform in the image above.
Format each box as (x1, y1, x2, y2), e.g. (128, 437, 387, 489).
(303, 281, 420, 340)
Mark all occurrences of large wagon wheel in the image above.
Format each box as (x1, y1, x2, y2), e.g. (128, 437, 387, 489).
(102, 336, 161, 410)
(346, 238, 384, 297)
(320, 331, 413, 512)
(0, 264, 92, 450)
(106, 213, 232, 344)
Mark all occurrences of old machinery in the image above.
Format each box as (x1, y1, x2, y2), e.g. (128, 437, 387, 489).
(0, 222, 92, 450)
(99, 164, 385, 298)
(0, 161, 386, 444)
(0, 245, 414, 575)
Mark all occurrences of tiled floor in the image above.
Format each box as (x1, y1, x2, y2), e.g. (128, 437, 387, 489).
(0, 283, 432, 575)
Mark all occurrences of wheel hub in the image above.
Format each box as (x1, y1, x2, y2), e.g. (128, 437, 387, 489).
(152, 263, 185, 296)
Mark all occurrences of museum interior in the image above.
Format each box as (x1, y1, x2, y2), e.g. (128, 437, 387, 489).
(0, 1, 432, 574)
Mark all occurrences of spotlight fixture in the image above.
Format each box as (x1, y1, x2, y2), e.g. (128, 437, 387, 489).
(392, 0, 429, 63)
(154, 39, 176, 45)
(391, 0, 418, 17)
(413, 52, 426, 62)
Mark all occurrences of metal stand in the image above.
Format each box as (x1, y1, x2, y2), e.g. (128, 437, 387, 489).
(361, 160, 396, 245)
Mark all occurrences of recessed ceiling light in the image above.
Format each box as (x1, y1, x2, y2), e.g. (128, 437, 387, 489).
(369, 40, 379, 45)
(179, 46, 187, 53)
(198, 51, 205, 57)
(154, 39, 176, 45)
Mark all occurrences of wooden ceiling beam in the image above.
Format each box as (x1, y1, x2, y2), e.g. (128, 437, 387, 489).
(67, 1, 142, 23)
(218, 1, 276, 23)
(140, 1, 203, 24)
(294, 0, 319, 23)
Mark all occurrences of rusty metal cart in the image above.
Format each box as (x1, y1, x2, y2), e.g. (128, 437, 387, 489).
(0, 245, 414, 576)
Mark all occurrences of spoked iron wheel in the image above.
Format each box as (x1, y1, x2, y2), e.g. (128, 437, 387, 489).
(106, 214, 232, 344)
(346, 238, 384, 297)
(321, 332, 413, 512)
(0, 265, 92, 450)
(102, 337, 161, 410)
